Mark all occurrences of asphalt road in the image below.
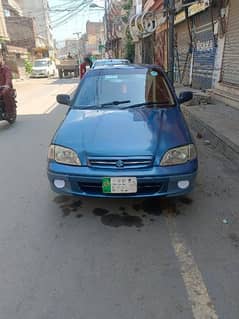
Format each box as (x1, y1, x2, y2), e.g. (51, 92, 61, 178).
(0, 78, 238, 319)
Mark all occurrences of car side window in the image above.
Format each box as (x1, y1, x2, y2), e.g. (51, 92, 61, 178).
(145, 71, 174, 105)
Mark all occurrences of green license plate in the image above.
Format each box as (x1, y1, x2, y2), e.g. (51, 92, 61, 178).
(102, 177, 137, 194)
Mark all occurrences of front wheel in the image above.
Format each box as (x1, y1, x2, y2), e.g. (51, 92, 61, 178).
(7, 112, 16, 124)
(58, 69, 63, 79)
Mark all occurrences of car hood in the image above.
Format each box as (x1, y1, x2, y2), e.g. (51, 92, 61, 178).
(53, 108, 192, 159)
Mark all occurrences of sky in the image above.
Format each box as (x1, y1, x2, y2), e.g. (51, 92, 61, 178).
(48, 0, 105, 43)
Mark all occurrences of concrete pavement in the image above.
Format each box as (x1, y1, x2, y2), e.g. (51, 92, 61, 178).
(176, 85, 239, 163)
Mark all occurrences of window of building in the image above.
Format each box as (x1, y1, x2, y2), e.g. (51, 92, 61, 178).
(4, 9, 11, 17)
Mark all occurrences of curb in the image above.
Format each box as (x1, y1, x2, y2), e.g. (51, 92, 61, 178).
(182, 105, 239, 164)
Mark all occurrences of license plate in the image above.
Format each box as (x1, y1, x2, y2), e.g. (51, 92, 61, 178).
(102, 177, 137, 193)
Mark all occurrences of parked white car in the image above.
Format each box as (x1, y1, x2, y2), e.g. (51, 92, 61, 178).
(31, 58, 56, 78)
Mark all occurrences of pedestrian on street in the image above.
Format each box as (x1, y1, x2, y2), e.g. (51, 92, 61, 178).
(0, 55, 16, 121)
(80, 56, 92, 79)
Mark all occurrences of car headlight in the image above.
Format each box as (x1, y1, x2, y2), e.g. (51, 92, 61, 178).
(160, 144, 197, 166)
(48, 145, 81, 166)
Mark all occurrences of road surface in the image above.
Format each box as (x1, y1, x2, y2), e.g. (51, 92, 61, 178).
(0, 78, 238, 319)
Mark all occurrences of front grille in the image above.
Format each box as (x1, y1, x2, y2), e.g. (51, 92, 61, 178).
(88, 157, 153, 169)
(78, 180, 164, 195)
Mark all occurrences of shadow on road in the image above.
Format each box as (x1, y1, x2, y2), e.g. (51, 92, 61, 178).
(47, 78, 80, 85)
(0, 105, 66, 143)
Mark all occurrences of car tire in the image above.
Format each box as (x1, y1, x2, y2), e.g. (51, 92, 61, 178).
(59, 70, 63, 78)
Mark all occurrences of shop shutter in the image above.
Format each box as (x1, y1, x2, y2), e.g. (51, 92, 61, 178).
(222, 0, 239, 86)
(142, 34, 154, 64)
(175, 21, 191, 85)
(192, 8, 216, 89)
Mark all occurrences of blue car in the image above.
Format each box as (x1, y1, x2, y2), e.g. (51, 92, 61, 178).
(47, 65, 198, 198)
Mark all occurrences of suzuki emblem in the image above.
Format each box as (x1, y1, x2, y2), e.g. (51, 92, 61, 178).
(116, 160, 124, 168)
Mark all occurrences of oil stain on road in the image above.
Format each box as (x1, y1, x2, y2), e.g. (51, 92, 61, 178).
(54, 196, 82, 217)
(53, 195, 192, 227)
(229, 233, 239, 248)
(93, 207, 144, 228)
(92, 208, 109, 216)
(133, 198, 180, 215)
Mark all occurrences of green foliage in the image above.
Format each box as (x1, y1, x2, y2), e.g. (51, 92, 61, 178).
(24, 59, 33, 74)
(125, 28, 135, 62)
(121, 15, 128, 24)
(122, 0, 133, 11)
(122, 0, 133, 20)
(123, 0, 135, 62)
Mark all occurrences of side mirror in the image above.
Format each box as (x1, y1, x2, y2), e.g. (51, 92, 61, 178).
(56, 94, 70, 105)
(178, 91, 193, 104)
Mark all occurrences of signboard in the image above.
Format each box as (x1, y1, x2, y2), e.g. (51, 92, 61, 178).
(188, 3, 209, 16)
(174, 2, 209, 25)
(175, 11, 186, 24)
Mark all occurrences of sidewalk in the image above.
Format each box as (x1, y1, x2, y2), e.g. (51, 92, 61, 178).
(175, 85, 239, 163)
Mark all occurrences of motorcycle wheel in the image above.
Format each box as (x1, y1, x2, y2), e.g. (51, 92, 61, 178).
(7, 112, 16, 124)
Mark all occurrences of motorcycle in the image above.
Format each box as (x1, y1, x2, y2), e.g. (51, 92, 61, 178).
(0, 85, 17, 124)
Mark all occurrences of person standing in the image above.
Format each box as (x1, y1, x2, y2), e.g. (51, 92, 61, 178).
(80, 57, 92, 79)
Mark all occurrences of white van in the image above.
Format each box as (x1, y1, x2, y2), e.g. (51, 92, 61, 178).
(31, 58, 56, 78)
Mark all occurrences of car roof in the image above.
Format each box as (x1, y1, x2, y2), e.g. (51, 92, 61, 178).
(86, 64, 164, 77)
(94, 59, 129, 62)
(90, 64, 163, 70)
(92, 64, 131, 70)
(92, 59, 129, 66)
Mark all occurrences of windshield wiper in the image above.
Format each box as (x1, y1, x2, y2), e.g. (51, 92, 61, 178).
(121, 102, 169, 109)
(74, 101, 131, 109)
(100, 100, 131, 108)
(76, 105, 99, 109)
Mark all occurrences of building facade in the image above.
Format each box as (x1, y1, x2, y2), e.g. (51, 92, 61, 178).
(0, 0, 9, 41)
(137, 1, 220, 90)
(18, 0, 54, 55)
(213, 0, 239, 108)
(5, 15, 37, 52)
(174, 2, 218, 89)
(86, 21, 105, 57)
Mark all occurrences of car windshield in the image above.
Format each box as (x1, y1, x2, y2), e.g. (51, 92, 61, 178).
(34, 61, 48, 67)
(73, 68, 175, 109)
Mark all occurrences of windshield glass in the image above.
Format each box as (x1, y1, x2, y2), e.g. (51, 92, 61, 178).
(34, 60, 48, 67)
(73, 68, 175, 108)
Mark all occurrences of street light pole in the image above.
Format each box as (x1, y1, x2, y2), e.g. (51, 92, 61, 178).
(73, 32, 81, 62)
(168, 0, 175, 85)
(104, 0, 109, 53)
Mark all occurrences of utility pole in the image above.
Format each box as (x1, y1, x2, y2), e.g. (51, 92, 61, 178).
(105, 0, 112, 56)
(168, 0, 175, 84)
(104, 0, 109, 49)
(73, 32, 81, 62)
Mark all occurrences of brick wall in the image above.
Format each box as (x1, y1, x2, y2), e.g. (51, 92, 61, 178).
(6, 16, 36, 51)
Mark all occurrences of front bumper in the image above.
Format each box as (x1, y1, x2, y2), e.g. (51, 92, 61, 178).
(30, 73, 48, 78)
(47, 161, 197, 198)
